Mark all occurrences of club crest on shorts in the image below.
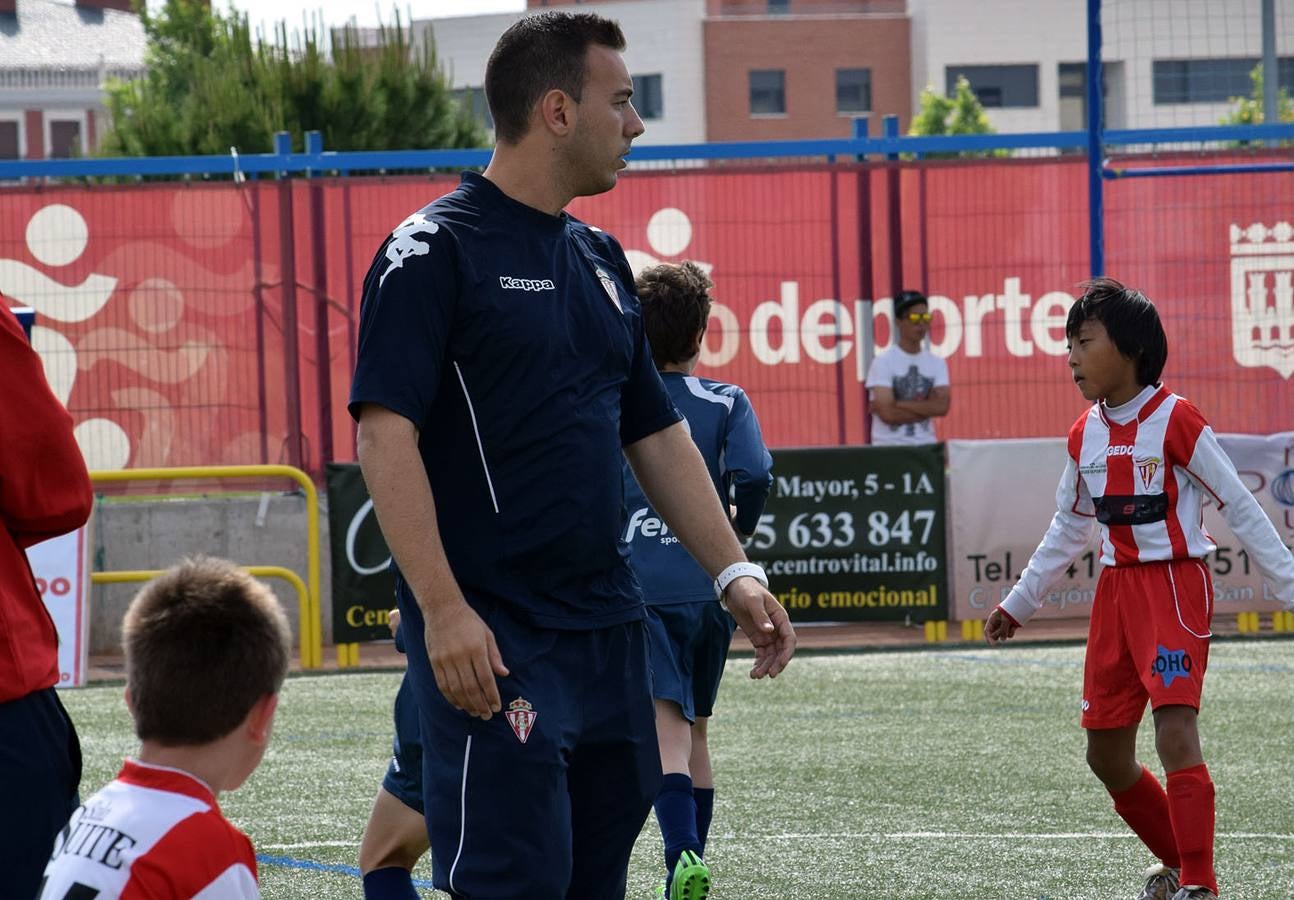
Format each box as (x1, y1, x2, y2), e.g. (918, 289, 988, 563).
(595, 267, 623, 313)
(504, 697, 537, 743)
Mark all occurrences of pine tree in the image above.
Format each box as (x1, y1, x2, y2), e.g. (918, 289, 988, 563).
(97, 0, 486, 159)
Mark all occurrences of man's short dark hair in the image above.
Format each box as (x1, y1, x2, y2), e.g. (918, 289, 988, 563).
(123, 557, 292, 746)
(1066, 276, 1168, 386)
(636, 261, 713, 369)
(894, 290, 928, 319)
(485, 11, 627, 145)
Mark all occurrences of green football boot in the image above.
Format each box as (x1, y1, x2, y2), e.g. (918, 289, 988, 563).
(669, 850, 711, 900)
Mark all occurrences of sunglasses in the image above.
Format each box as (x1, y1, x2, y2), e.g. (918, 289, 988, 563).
(903, 312, 933, 323)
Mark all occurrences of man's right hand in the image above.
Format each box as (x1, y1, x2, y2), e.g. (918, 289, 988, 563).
(424, 600, 510, 719)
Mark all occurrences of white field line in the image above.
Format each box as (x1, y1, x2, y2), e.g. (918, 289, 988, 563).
(748, 831, 1294, 841)
(260, 840, 356, 850)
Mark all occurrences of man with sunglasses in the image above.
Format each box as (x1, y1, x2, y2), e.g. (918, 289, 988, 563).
(865, 290, 951, 445)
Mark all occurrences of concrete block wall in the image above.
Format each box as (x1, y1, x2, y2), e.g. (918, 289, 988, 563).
(88, 493, 334, 656)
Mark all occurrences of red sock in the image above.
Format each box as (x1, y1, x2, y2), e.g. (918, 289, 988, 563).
(1166, 763, 1217, 894)
(1108, 766, 1181, 868)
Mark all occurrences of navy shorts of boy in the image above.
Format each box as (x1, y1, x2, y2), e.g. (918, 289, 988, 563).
(645, 602, 737, 722)
(349, 173, 681, 899)
(382, 668, 424, 816)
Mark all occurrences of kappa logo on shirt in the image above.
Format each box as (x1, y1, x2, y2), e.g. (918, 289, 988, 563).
(379, 214, 438, 286)
(499, 276, 556, 292)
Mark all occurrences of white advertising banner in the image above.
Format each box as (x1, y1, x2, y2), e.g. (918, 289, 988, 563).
(949, 433, 1294, 621)
(26, 526, 91, 688)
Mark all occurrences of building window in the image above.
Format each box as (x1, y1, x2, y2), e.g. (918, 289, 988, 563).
(0, 121, 18, 159)
(1153, 56, 1294, 104)
(452, 87, 494, 130)
(48, 120, 81, 159)
(768, 0, 790, 13)
(632, 73, 663, 120)
(749, 69, 786, 115)
(945, 64, 1039, 108)
(836, 68, 871, 114)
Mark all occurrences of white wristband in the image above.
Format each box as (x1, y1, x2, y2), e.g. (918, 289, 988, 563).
(713, 562, 768, 603)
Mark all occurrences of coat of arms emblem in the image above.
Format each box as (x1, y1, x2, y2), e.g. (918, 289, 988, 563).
(1230, 221, 1294, 379)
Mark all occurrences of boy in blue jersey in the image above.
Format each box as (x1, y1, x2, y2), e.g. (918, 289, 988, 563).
(349, 12, 796, 900)
(623, 262, 773, 900)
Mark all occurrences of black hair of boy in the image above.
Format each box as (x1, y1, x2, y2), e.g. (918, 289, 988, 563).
(1066, 277, 1168, 387)
(123, 557, 292, 745)
(894, 289, 928, 319)
(636, 261, 714, 369)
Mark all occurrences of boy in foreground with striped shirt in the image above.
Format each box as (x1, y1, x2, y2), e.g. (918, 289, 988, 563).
(40, 558, 292, 899)
(985, 278, 1294, 900)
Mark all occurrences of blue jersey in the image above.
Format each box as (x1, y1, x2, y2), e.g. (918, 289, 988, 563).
(349, 173, 681, 630)
(622, 373, 773, 605)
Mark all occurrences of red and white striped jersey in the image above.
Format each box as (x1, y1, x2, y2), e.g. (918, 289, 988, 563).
(1002, 384, 1294, 625)
(39, 759, 259, 900)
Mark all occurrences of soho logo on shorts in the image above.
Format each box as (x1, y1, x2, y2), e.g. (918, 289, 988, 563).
(1150, 644, 1193, 687)
(499, 276, 556, 292)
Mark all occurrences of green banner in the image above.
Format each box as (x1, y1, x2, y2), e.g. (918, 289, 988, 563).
(325, 463, 396, 643)
(746, 445, 949, 623)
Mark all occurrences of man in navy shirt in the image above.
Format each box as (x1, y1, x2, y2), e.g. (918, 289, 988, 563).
(349, 12, 796, 900)
(622, 262, 774, 900)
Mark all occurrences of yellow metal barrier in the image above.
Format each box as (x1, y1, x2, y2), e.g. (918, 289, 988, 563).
(91, 567, 312, 669)
(337, 642, 361, 668)
(89, 465, 322, 669)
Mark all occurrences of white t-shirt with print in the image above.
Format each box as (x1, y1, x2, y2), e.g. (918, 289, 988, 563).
(865, 345, 950, 446)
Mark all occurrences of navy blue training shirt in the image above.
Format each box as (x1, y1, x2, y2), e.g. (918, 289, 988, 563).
(622, 373, 773, 605)
(349, 173, 682, 629)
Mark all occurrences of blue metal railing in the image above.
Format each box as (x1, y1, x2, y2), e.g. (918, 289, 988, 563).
(2, 123, 1291, 181)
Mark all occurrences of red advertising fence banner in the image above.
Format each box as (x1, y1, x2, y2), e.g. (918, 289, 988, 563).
(1, 158, 1289, 474)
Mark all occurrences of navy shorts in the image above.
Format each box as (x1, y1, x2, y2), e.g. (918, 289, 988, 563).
(645, 600, 737, 723)
(381, 670, 424, 816)
(398, 589, 661, 900)
(0, 687, 81, 899)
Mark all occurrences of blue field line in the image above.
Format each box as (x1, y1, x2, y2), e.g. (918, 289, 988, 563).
(256, 853, 434, 887)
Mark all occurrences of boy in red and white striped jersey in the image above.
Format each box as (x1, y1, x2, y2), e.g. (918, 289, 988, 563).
(985, 278, 1294, 900)
(39, 558, 292, 900)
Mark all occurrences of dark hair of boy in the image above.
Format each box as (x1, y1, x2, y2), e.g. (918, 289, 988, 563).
(1066, 276, 1168, 387)
(123, 557, 292, 746)
(636, 261, 713, 369)
(484, 12, 628, 145)
(894, 289, 928, 318)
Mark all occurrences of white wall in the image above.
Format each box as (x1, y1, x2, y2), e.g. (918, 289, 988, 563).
(419, 0, 707, 146)
(909, 0, 1085, 134)
(910, 0, 1294, 134)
